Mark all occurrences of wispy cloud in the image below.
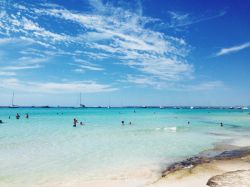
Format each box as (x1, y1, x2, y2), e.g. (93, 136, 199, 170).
(168, 10, 226, 28)
(71, 58, 104, 72)
(125, 74, 223, 91)
(0, 78, 117, 93)
(0, 71, 16, 76)
(0, 0, 193, 83)
(2, 65, 41, 70)
(125, 75, 166, 89)
(1, 57, 48, 71)
(215, 41, 250, 56)
(181, 81, 224, 91)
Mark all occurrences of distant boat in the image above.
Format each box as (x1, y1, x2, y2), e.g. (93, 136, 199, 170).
(242, 107, 249, 110)
(190, 106, 194, 109)
(9, 91, 19, 108)
(41, 106, 50, 108)
(79, 93, 86, 108)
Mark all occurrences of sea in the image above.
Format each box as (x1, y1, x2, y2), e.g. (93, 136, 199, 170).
(0, 107, 250, 186)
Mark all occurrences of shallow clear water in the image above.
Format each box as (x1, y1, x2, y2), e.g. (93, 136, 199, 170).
(0, 108, 250, 186)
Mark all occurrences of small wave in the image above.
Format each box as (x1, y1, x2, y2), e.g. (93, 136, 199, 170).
(165, 127, 177, 132)
(155, 127, 177, 132)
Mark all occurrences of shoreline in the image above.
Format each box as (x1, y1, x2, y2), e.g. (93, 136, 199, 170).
(1, 146, 250, 187)
(41, 144, 250, 187)
(1, 108, 250, 187)
(161, 145, 250, 177)
(150, 144, 250, 187)
(68, 143, 250, 187)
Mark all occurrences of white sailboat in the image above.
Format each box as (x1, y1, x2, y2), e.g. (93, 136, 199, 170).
(10, 91, 19, 108)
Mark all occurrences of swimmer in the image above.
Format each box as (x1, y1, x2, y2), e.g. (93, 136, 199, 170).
(80, 122, 84, 126)
(8, 116, 10, 119)
(73, 118, 78, 127)
(16, 113, 20, 119)
(0, 120, 3, 124)
(25, 113, 29, 119)
(129, 122, 132, 125)
(121, 121, 125, 125)
(188, 121, 190, 125)
(220, 122, 223, 127)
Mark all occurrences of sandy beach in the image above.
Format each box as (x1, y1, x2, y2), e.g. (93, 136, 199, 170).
(51, 156, 250, 187)
(40, 145, 250, 187)
(151, 153, 250, 187)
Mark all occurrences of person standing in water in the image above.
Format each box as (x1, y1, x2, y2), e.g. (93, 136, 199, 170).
(16, 113, 20, 119)
(73, 118, 78, 127)
(220, 122, 223, 127)
(25, 113, 29, 119)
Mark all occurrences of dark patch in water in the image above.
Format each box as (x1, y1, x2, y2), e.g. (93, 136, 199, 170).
(208, 132, 229, 136)
(200, 121, 241, 128)
(226, 124, 241, 128)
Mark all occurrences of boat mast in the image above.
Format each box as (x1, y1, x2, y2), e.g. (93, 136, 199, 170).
(12, 91, 14, 107)
(80, 93, 81, 106)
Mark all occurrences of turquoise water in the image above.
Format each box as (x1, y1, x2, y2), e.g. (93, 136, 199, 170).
(0, 108, 250, 186)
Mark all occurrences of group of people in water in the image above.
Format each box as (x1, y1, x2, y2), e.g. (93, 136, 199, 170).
(73, 118, 85, 127)
(14, 113, 29, 119)
(0, 113, 29, 124)
(187, 121, 223, 127)
(0, 111, 225, 128)
(121, 120, 132, 125)
(72, 119, 133, 127)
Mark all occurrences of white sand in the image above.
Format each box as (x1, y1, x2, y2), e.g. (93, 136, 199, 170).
(40, 155, 250, 187)
(148, 155, 250, 187)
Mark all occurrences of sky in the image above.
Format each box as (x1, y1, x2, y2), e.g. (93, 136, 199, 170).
(0, 0, 250, 106)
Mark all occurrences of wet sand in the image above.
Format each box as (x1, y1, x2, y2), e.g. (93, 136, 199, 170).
(150, 145, 250, 187)
(52, 146, 250, 187)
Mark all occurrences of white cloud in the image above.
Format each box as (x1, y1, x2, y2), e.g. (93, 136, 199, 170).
(180, 81, 224, 91)
(0, 71, 16, 76)
(77, 64, 103, 71)
(71, 58, 104, 72)
(1, 57, 48, 71)
(31, 2, 192, 81)
(168, 10, 226, 28)
(0, 0, 194, 88)
(125, 75, 224, 91)
(0, 78, 117, 93)
(125, 75, 166, 89)
(2, 65, 41, 70)
(216, 42, 250, 56)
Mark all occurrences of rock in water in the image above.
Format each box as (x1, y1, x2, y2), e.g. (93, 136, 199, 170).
(207, 170, 250, 187)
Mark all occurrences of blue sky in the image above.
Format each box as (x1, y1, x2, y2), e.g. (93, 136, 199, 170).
(0, 0, 250, 106)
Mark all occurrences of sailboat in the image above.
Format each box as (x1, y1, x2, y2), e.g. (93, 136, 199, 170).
(10, 91, 19, 108)
(79, 93, 86, 108)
